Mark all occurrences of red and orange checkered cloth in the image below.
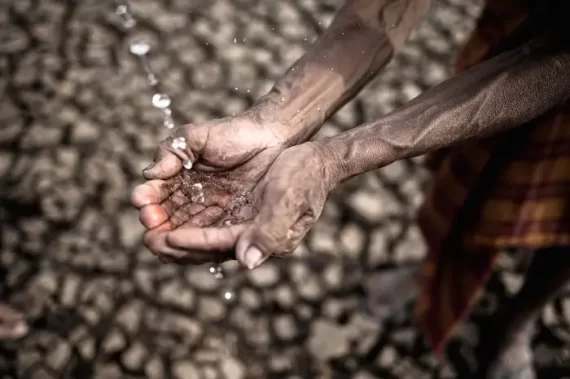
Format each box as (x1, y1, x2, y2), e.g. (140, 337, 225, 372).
(416, 0, 570, 355)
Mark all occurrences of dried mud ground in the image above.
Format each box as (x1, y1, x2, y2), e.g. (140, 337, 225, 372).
(1, 0, 569, 378)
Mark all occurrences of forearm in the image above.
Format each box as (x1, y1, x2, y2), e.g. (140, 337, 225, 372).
(253, 0, 431, 146)
(320, 40, 570, 184)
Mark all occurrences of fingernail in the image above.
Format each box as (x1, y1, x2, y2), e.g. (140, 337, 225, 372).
(143, 163, 155, 172)
(243, 246, 266, 270)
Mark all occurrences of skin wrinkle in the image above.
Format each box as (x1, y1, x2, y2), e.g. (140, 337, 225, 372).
(136, 0, 567, 268)
(318, 39, 570, 184)
(254, 0, 433, 146)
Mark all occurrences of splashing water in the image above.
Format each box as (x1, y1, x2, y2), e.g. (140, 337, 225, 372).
(152, 93, 175, 129)
(209, 264, 225, 279)
(129, 41, 158, 86)
(190, 183, 205, 203)
(129, 41, 150, 56)
(116, 4, 136, 29)
(117, 5, 238, 304)
(151, 93, 171, 108)
(182, 160, 193, 170)
(221, 288, 236, 303)
(171, 136, 186, 150)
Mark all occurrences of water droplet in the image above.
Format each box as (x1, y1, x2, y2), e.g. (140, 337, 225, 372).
(280, 96, 285, 102)
(224, 220, 233, 226)
(182, 160, 193, 170)
(222, 289, 236, 302)
(317, 107, 321, 111)
(209, 264, 224, 279)
(361, 50, 365, 54)
(129, 41, 150, 56)
(233, 38, 237, 43)
(147, 73, 158, 86)
(152, 93, 171, 109)
(190, 183, 205, 203)
(171, 137, 186, 150)
(163, 118, 175, 129)
(246, 89, 250, 93)
(330, 68, 334, 71)
(123, 18, 136, 29)
(116, 5, 127, 15)
(234, 87, 238, 91)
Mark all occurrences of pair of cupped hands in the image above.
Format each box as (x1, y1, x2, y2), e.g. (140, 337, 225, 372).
(131, 112, 336, 270)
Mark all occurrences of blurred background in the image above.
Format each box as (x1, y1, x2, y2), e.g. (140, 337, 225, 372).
(1, 0, 569, 378)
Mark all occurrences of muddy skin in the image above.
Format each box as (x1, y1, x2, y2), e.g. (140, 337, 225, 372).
(163, 170, 258, 229)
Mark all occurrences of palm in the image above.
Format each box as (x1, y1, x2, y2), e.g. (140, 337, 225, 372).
(141, 143, 333, 267)
(135, 116, 287, 232)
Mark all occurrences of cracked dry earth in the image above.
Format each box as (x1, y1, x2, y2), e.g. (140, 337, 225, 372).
(1, 0, 569, 378)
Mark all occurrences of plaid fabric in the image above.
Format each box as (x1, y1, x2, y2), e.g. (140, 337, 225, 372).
(416, 0, 570, 355)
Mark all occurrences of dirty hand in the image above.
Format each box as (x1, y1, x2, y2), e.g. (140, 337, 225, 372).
(131, 113, 290, 263)
(158, 142, 337, 268)
(140, 113, 288, 180)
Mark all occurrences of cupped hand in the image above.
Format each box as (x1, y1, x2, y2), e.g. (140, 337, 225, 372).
(144, 142, 337, 269)
(131, 113, 291, 263)
(141, 113, 287, 180)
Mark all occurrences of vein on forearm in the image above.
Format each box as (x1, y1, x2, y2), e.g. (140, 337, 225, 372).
(323, 41, 570, 183)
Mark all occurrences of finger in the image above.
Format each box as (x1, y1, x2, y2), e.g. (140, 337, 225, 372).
(144, 125, 208, 180)
(170, 203, 206, 228)
(237, 186, 307, 269)
(161, 190, 191, 215)
(139, 204, 169, 229)
(143, 142, 183, 180)
(200, 191, 231, 208)
(187, 206, 225, 227)
(143, 223, 202, 264)
(166, 223, 249, 253)
(165, 251, 231, 265)
(131, 179, 176, 208)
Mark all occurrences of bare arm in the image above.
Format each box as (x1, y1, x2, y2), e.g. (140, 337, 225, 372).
(318, 38, 570, 185)
(252, 0, 432, 146)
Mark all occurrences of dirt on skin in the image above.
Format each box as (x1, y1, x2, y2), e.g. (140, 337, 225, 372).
(164, 169, 258, 228)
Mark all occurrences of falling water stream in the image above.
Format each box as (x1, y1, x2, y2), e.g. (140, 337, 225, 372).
(115, 0, 234, 302)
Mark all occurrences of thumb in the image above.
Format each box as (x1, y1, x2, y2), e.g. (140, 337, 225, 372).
(144, 125, 207, 180)
(143, 148, 182, 180)
(236, 186, 306, 269)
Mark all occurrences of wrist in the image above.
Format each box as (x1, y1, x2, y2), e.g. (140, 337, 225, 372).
(243, 94, 292, 143)
(249, 91, 324, 147)
(314, 131, 397, 186)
